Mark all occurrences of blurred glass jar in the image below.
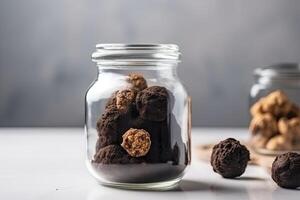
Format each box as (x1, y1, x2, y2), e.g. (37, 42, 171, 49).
(85, 44, 191, 189)
(249, 63, 300, 155)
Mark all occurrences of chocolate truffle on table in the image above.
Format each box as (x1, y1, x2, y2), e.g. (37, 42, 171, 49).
(93, 145, 142, 164)
(272, 152, 300, 189)
(211, 138, 250, 178)
(121, 128, 151, 157)
(136, 86, 169, 121)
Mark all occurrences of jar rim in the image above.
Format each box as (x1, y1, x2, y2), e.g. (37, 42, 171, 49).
(95, 43, 179, 51)
(92, 43, 181, 66)
(254, 63, 300, 79)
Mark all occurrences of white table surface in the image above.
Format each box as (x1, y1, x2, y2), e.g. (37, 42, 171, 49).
(0, 128, 298, 200)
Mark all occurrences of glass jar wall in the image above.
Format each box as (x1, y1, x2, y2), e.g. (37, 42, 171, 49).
(249, 63, 300, 155)
(85, 44, 191, 189)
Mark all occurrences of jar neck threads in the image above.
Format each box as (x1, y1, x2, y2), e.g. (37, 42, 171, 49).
(92, 44, 181, 67)
(255, 63, 300, 86)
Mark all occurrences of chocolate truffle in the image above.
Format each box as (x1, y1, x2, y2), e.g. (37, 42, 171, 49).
(272, 152, 300, 189)
(121, 128, 151, 157)
(127, 73, 148, 91)
(262, 90, 292, 118)
(136, 86, 169, 121)
(116, 89, 137, 112)
(93, 145, 142, 164)
(250, 98, 265, 117)
(130, 113, 183, 163)
(104, 91, 118, 109)
(96, 107, 131, 148)
(266, 135, 293, 151)
(249, 114, 277, 138)
(211, 138, 250, 178)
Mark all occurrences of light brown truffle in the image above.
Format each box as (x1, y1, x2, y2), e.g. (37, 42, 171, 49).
(261, 90, 292, 117)
(250, 90, 297, 118)
(278, 118, 300, 140)
(121, 128, 151, 157)
(116, 89, 137, 112)
(127, 73, 147, 91)
(278, 118, 291, 139)
(249, 114, 277, 137)
(266, 90, 289, 106)
(265, 135, 292, 151)
(250, 98, 265, 117)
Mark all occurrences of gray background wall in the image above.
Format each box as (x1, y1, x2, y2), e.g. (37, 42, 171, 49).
(1, 0, 300, 127)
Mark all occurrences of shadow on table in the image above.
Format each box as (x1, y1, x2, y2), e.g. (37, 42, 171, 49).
(175, 180, 247, 193)
(234, 176, 266, 181)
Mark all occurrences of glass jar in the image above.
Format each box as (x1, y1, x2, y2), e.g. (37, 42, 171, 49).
(249, 63, 300, 155)
(85, 44, 191, 189)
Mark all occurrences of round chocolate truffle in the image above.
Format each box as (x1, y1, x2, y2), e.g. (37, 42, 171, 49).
(121, 128, 151, 157)
(116, 89, 137, 112)
(96, 106, 131, 148)
(211, 138, 250, 178)
(127, 73, 148, 91)
(136, 86, 169, 121)
(272, 152, 300, 189)
(93, 145, 142, 164)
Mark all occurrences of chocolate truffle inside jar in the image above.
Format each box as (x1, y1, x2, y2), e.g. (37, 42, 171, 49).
(93, 145, 142, 164)
(211, 138, 250, 178)
(136, 86, 169, 121)
(272, 152, 300, 189)
(131, 116, 178, 164)
(127, 73, 148, 91)
(116, 89, 137, 113)
(95, 92, 135, 149)
(121, 128, 151, 157)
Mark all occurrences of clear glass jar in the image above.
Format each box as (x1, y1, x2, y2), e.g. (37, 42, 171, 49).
(249, 63, 300, 155)
(85, 44, 191, 189)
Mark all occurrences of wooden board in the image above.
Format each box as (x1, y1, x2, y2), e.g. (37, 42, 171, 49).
(196, 141, 276, 170)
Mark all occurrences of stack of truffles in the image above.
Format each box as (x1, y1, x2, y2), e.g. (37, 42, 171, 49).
(92, 73, 184, 165)
(249, 90, 300, 151)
